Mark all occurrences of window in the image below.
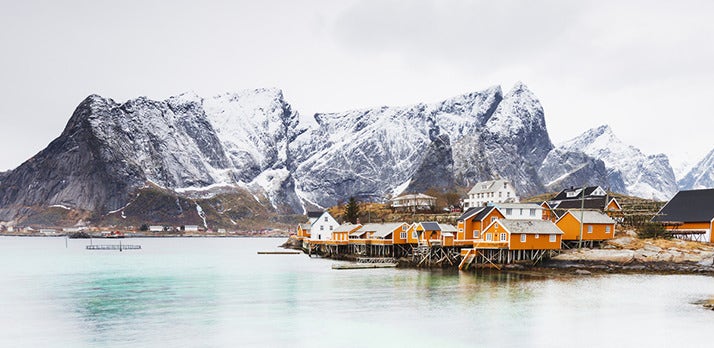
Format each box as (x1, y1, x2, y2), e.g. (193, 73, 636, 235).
(506, 208, 512, 215)
(485, 233, 493, 241)
(549, 234, 556, 242)
(324, 217, 328, 222)
(500, 233, 507, 241)
(504, 183, 507, 189)
(412, 231, 418, 239)
(499, 192, 502, 198)
(520, 209, 524, 215)
(400, 232, 407, 239)
(520, 234, 526, 243)
(507, 192, 511, 197)
(320, 225, 324, 231)
(473, 230, 480, 238)
(535, 234, 539, 239)
(587, 225, 593, 233)
(491, 216, 498, 223)
(402, 225, 407, 231)
(329, 226, 333, 230)
(606, 226, 611, 233)
(530, 209, 536, 216)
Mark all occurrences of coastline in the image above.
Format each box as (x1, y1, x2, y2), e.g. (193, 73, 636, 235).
(281, 234, 714, 276)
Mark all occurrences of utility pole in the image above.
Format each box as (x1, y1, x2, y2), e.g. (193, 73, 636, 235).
(579, 186, 585, 249)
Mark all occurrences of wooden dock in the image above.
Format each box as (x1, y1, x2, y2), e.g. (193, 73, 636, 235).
(257, 251, 302, 255)
(86, 244, 141, 251)
(332, 263, 397, 270)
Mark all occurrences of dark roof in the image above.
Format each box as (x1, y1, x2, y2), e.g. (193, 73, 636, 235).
(652, 189, 714, 223)
(552, 197, 607, 210)
(307, 211, 323, 218)
(551, 186, 604, 201)
(458, 206, 497, 222)
(457, 207, 485, 221)
(420, 222, 441, 231)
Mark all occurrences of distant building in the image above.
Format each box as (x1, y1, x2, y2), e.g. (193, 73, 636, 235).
(149, 225, 164, 232)
(390, 193, 436, 212)
(545, 186, 621, 220)
(463, 179, 519, 209)
(184, 225, 199, 232)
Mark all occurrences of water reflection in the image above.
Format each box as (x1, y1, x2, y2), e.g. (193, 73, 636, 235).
(70, 273, 218, 345)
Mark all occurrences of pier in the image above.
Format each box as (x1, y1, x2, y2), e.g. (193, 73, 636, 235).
(86, 244, 141, 251)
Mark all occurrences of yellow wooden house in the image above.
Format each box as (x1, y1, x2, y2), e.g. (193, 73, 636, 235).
(555, 210, 616, 241)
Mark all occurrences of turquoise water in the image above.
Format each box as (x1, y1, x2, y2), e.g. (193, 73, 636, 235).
(0, 237, 712, 347)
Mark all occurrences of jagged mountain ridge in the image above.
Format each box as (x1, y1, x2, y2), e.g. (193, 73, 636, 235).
(0, 83, 675, 226)
(557, 125, 678, 201)
(679, 148, 714, 190)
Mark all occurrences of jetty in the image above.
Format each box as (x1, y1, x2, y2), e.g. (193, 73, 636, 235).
(257, 251, 301, 255)
(332, 263, 397, 270)
(86, 244, 141, 251)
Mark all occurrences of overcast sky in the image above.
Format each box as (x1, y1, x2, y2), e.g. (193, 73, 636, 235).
(1, 0, 713, 174)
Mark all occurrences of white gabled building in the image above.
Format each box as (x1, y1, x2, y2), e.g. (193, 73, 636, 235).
(463, 179, 519, 209)
(494, 203, 544, 220)
(309, 212, 340, 241)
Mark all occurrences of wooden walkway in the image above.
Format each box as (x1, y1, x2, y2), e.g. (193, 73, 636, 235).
(86, 244, 141, 251)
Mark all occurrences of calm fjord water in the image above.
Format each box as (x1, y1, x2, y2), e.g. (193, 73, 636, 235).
(0, 237, 711, 348)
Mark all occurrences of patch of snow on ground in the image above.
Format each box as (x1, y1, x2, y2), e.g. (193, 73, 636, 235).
(196, 203, 208, 228)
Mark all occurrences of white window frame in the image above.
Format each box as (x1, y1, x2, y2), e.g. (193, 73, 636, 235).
(549, 234, 557, 242)
(587, 225, 593, 234)
(473, 230, 480, 238)
(530, 209, 536, 216)
(500, 233, 507, 241)
(485, 233, 493, 241)
(535, 234, 539, 239)
(412, 231, 417, 239)
(400, 232, 407, 239)
(520, 234, 526, 243)
(491, 216, 498, 223)
(606, 226, 611, 233)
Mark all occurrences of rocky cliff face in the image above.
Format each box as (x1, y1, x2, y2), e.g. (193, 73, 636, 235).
(537, 148, 627, 193)
(679, 148, 714, 190)
(1, 83, 663, 226)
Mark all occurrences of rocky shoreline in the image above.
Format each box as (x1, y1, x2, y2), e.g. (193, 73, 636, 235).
(541, 235, 714, 275)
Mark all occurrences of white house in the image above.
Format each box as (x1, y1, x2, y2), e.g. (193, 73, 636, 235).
(149, 225, 164, 232)
(309, 212, 340, 241)
(495, 203, 544, 220)
(390, 193, 436, 212)
(184, 225, 199, 232)
(463, 179, 519, 209)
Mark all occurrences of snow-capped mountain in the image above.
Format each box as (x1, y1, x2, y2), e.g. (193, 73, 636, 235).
(0, 83, 650, 226)
(678, 148, 714, 190)
(0, 88, 305, 222)
(557, 125, 678, 201)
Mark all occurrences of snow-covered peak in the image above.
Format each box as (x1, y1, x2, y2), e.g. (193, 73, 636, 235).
(486, 82, 546, 138)
(679, 148, 714, 190)
(559, 125, 677, 200)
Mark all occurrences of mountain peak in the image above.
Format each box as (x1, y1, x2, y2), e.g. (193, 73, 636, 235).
(506, 81, 532, 95)
(558, 125, 677, 200)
